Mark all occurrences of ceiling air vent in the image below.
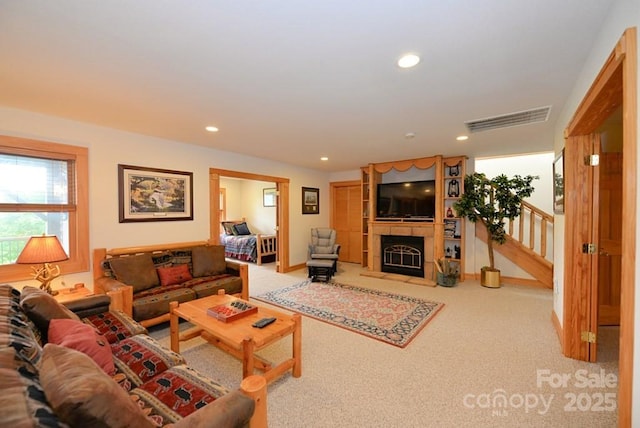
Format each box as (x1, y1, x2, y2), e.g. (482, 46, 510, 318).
(465, 106, 551, 133)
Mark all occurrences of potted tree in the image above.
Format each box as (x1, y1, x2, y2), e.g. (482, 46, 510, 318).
(453, 172, 536, 288)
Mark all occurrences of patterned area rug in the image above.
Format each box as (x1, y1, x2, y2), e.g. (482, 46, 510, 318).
(254, 281, 444, 348)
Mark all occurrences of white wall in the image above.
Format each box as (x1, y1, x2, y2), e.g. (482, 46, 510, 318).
(551, 0, 639, 423)
(0, 106, 330, 288)
(465, 152, 554, 279)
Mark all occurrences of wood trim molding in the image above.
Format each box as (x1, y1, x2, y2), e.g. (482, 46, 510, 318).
(551, 310, 564, 349)
(563, 27, 636, 426)
(618, 27, 637, 428)
(209, 168, 291, 273)
(464, 272, 548, 288)
(372, 155, 439, 173)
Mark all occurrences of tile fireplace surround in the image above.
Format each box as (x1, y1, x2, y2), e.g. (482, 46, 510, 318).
(370, 222, 435, 281)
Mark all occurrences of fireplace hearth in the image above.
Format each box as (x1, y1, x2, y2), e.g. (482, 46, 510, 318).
(381, 235, 424, 278)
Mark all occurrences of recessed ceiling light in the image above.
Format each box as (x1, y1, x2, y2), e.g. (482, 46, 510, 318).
(456, 135, 469, 141)
(205, 126, 219, 132)
(405, 132, 416, 139)
(398, 54, 420, 68)
(320, 157, 329, 161)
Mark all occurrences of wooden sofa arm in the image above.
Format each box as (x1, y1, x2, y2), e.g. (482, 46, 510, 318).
(240, 375, 268, 428)
(94, 277, 133, 317)
(225, 260, 249, 301)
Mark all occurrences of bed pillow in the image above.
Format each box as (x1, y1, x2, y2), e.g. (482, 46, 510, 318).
(191, 245, 227, 277)
(157, 264, 193, 286)
(221, 221, 236, 235)
(232, 221, 251, 236)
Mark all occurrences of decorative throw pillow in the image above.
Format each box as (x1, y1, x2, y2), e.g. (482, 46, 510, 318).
(156, 264, 193, 287)
(221, 221, 236, 235)
(232, 222, 251, 236)
(20, 287, 80, 342)
(39, 344, 155, 428)
(191, 245, 226, 277)
(108, 254, 159, 293)
(48, 318, 115, 375)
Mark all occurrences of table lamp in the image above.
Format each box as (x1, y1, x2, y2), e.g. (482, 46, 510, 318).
(16, 234, 69, 296)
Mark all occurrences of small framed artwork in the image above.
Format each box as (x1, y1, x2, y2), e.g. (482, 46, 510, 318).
(553, 150, 564, 214)
(118, 164, 193, 223)
(302, 187, 319, 214)
(263, 188, 276, 207)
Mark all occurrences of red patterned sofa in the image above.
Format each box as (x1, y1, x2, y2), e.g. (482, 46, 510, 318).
(93, 240, 249, 328)
(0, 284, 267, 427)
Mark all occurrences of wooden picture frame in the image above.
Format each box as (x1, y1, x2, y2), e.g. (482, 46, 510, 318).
(553, 150, 564, 214)
(302, 187, 319, 214)
(263, 188, 276, 207)
(118, 164, 193, 222)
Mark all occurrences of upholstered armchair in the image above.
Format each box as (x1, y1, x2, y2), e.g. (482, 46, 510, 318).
(308, 228, 341, 274)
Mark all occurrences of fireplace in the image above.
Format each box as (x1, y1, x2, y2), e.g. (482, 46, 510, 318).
(381, 235, 424, 278)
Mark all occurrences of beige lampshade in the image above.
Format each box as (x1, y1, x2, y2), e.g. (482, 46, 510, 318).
(16, 235, 69, 264)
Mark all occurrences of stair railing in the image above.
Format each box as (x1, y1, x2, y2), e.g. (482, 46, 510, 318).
(507, 200, 554, 261)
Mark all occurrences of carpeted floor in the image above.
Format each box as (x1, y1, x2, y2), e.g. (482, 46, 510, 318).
(254, 280, 444, 347)
(148, 261, 619, 428)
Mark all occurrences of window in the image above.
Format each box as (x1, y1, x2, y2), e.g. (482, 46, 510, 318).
(0, 136, 89, 281)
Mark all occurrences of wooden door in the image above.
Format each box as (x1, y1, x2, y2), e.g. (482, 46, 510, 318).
(563, 134, 600, 362)
(598, 153, 622, 325)
(331, 181, 361, 263)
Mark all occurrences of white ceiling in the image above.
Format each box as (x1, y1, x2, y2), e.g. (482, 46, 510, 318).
(0, 1, 614, 172)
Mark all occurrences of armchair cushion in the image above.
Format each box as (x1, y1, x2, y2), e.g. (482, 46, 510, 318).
(309, 228, 340, 258)
(311, 245, 335, 255)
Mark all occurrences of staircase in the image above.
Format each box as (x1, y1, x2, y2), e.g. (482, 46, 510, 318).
(475, 200, 554, 288)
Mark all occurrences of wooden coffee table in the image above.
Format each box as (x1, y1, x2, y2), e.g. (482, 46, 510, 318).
(169, 293, 301, 383)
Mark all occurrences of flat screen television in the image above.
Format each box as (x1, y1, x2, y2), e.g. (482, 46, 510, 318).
(376, 180, 436, 220)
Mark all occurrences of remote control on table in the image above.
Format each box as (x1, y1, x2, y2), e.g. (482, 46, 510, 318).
(252, 317, 277, 328)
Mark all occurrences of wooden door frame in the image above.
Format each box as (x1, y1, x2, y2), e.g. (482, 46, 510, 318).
(209, 168, 291, 273)
(563, 27, 636, 426)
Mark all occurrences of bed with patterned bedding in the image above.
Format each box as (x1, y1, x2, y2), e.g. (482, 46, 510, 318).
(220, 220, 276, 265)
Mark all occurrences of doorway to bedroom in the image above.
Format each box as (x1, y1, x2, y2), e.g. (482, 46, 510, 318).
(209, 168, 291, 273)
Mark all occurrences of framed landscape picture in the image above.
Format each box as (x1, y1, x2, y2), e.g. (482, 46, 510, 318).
(302, 187, 319, 214)
(118, 164, 193, 222)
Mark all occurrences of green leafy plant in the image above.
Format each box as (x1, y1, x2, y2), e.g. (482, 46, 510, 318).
(453, 173, 537, 270)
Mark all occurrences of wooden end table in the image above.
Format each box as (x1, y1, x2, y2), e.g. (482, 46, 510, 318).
(169, 293, 301, 384)
(53, 283, 93, 304)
